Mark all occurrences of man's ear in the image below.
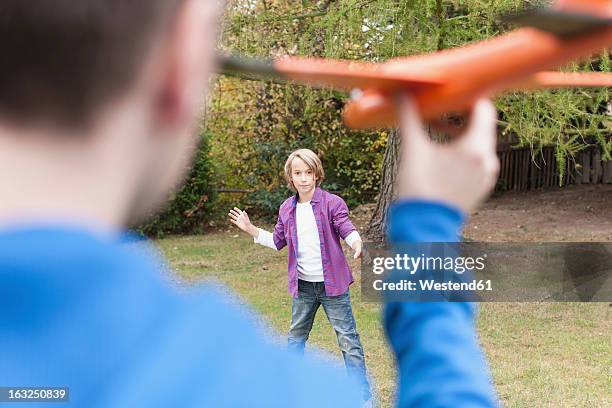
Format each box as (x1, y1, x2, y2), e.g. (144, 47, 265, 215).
(154, 0, 217, 127)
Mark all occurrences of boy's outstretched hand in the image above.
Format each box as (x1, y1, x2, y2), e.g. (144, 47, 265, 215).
(397, 97, 500, 213)
(228, 207, 259, 238)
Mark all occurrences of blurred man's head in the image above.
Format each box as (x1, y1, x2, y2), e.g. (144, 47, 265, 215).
(0, 0, 221, 229)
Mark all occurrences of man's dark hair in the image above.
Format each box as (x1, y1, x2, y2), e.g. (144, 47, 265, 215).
(0, 0, 185, 129)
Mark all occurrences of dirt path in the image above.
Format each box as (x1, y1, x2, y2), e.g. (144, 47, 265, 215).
(353, 184, 612, 242)
(465, 184, 612, 242)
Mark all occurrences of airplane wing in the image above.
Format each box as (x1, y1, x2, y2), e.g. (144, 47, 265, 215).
(504, 8, 612, 38)
(517, 71, 612, 89)
(217, 53, 442, 90)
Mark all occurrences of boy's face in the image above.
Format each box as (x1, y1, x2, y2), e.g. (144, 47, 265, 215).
(291, 157, 317, 195)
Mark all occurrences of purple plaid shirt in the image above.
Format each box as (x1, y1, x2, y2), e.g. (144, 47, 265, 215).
(272, 187, 357, 298)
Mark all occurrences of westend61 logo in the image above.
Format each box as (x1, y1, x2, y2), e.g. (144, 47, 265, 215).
(372, 253, 487, 275)
(361, 242, 612, 302)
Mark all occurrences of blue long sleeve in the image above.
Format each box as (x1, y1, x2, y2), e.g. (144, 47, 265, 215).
(0, 227, 362, 408)
(385, 200, 498, 408)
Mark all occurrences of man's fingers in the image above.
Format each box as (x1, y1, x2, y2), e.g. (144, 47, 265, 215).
(398, 94, 430, 153)
(457, 99, 497, 153)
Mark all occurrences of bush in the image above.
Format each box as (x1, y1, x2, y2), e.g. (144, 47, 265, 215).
(138, 130, 217, 237)
(245, 186, 292, 222)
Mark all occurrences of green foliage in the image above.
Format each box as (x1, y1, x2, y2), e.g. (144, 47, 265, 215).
(139, 130, 217, 237)
(246, 186, 292, 221)
(207, 0, 610, 219)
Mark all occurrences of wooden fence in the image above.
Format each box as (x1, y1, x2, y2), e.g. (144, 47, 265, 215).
(496, 144, 612, 192)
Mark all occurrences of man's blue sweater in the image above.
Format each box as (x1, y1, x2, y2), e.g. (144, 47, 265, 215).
(0, 200, 496, 407)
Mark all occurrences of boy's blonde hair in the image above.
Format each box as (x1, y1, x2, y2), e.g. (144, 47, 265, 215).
(284, 149, 325, 192)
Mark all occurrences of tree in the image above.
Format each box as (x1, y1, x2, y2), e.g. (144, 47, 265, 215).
(365, 129, 399, 242)
(212, 0, 610, 237)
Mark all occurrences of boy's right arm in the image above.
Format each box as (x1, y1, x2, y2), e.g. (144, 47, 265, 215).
(228, 207, 259, 238)
(252, 226, 277, 250)
(228, 207, 285, 250)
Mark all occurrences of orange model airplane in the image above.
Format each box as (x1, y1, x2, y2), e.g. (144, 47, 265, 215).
(218, 0, 612, 130)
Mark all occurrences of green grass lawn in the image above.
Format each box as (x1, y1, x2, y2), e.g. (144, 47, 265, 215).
(155, 232, 611, 408)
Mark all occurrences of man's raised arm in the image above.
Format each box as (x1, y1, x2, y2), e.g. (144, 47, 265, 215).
(385, 98, 500, 407)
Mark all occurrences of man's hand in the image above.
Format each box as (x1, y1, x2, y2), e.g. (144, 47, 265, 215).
(351, 239, 362, 260)
(228, 207, 259, 238)
(397, 97, 500, 214)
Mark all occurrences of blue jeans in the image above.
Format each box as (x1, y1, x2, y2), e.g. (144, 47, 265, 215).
(288, 279, 371, 400)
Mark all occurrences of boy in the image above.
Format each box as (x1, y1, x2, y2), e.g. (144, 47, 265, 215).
(229, 148, 372, 401)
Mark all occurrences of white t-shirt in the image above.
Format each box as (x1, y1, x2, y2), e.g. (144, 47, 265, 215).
(295, 200, 324, 282)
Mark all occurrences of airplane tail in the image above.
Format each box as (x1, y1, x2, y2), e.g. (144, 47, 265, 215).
(506, 1, 611, 37)
(554, 0, 612, 18)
